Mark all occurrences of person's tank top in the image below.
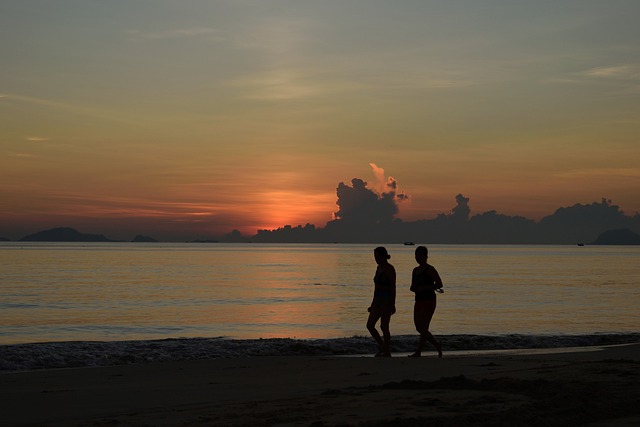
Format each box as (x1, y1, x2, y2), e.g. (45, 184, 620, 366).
(413, 266, 436, 301)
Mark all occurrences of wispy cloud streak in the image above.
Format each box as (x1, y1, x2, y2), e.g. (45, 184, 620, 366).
(125, 27, 223, 41)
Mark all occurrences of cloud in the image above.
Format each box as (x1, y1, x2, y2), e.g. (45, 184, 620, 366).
(369, 163, 410, 201)
(26, 136, 49, 142)
(396, 191, 410, 201)
(125, 27, 223, 41)
(1, 93, 141, 126)
(228, 71, 321, 100)
(543, 64, 640, 96)
(8, 152, 34, 158)
(333, 165, 409, 224)
(554, 168, 640, 179)
(369, 163, 386, 193)
(334, 178, 397, 224)
(382, 74, 474, 90)
(580, 65, 638, 79)
(546, 64, 640, 89)
(451, 193, 471, 221)
(26, 190, 223, 220)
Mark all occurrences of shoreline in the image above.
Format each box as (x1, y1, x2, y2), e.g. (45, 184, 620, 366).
(2, 343, 639, 426)
(2, 332, 639, 372)
(346, 342, 634, 358)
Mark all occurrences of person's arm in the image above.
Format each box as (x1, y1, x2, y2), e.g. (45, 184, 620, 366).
(389, 265, 397, 313)
(431, 267, 444, 289)
(429, 267, 443, 290)
(368, 269, 376, 312)
(409, 268, 415, 293)
(414, 266, 443, 292)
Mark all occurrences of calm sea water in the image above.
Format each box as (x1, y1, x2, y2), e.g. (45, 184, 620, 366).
(1, 243, 639, 345)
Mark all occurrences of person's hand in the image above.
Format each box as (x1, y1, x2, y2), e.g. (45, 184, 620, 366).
(367, 306, 372, 312)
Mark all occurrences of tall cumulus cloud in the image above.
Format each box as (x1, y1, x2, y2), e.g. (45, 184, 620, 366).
(334, 164, 409, 224)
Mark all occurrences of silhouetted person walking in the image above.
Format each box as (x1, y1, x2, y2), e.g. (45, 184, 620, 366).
(367, 246, 396, 357)
(409, 245, 443, 357)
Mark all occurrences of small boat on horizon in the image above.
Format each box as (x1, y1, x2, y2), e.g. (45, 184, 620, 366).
(404, 241, 415, 245)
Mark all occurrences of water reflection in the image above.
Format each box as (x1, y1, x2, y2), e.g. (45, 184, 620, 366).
(1, 243, 639, 343)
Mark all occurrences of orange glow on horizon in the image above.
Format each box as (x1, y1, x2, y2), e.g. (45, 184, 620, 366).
(249, 190, 336, 232)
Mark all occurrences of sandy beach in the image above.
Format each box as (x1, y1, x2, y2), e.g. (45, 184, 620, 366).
(1, 344, 639, 426)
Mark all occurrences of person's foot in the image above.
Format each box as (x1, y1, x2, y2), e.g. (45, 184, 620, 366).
(435, 342, 443, 358)
(407, 352, 421, 358)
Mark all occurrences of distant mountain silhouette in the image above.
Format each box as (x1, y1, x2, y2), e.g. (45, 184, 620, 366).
(131, 235, 158, 243)
(20, 227, 115, 242)
(0, 237, 10, 241)
(591, 229, 640, 245)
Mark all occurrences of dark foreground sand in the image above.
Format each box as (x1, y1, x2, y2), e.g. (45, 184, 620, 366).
(2, 344, 639, 426)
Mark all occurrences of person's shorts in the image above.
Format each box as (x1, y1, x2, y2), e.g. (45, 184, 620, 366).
(414, 298, 436, 312)
(371, 297, 395, 315)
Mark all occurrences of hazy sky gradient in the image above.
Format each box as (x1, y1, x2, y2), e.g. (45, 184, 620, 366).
(2, 1, 639, 240)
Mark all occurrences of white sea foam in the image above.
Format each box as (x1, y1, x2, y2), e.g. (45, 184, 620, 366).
(1, 333, 638, 372)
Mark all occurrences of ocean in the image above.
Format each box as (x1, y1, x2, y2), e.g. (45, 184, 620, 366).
(1, 242, 639, 370)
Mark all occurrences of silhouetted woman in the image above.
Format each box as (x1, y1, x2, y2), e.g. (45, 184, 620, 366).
(366, 246, 396, 357)
(409, 245, 443, 358)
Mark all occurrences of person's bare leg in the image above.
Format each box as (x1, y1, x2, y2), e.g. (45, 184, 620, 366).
(367, 311, 384, 355)
(410, 331, 441, 358)
(424, 331, 442, 358)
(410, 301, 441, 357)
(379, 313, 392, 356)
(409, 306, 427, 357)
(412, 334, 428, 357)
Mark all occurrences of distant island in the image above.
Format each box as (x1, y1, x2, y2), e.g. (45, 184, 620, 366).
(20, 227, 116, 242)
(13, 227, 222, 243)
(12, 225, 640, 245)
(591, 229, 640, 245)
(18, 228, 164, 243)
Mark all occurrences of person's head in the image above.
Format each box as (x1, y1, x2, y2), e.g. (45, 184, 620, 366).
(415, 245, 428, 264)
(374, 246, 390, 264)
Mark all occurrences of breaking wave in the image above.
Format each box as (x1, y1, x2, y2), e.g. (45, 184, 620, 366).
(1, 333, 639, 371)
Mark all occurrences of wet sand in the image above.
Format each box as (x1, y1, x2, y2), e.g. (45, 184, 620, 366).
(2, 344, 639, 426)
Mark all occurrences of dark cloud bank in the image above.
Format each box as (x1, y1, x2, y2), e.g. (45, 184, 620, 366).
(231, 177, 640, 244)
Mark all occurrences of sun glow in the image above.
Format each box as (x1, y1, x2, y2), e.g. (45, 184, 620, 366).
(253, 190, 335, 232)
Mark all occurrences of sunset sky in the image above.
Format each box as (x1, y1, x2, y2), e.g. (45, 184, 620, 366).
(2, 1, 639, 241)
